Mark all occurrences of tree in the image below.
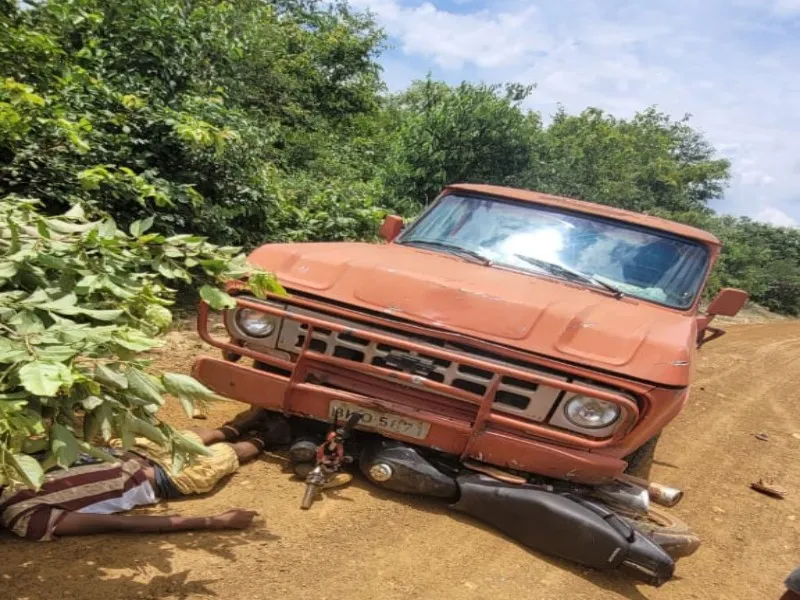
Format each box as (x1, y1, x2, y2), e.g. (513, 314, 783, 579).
(526, 107, 731, 214)
(0, 0, 387, 247)
(382, 78, 541, 209)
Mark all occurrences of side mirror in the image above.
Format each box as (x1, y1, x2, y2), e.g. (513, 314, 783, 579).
(379, 215, 404, 242)
(707, 288, 749, 317)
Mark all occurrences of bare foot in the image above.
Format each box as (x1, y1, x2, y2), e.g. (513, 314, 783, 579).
(212, 509, 258, 530)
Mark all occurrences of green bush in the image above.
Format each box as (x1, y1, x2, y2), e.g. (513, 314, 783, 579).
(0, 196, 282, 488)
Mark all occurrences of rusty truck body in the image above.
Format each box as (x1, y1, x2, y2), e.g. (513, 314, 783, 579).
(192, 184, 748, 585)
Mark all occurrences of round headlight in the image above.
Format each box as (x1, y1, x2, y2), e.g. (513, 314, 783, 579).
(235, 308, 277, 338)
(563, 396, 621, 430)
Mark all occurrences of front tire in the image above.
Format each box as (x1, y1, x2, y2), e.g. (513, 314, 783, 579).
(624, 434, 660, 478)
(620, 507, 701, 560)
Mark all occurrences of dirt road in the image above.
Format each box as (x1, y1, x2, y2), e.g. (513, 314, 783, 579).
(2, 321, 799, 600)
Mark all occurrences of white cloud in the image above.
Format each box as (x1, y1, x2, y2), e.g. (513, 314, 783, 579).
(770, 0, 800, 15)
(357, 0, 800, 224)
(352, 1, 553, 69)
(756, 207, 798, 227)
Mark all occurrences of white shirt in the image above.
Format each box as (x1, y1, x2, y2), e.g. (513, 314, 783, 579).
(78, 480, 158, 514)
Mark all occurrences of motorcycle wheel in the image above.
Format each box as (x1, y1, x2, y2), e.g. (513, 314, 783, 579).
(623, 434, 660, 478)
(620, 506, 701, 560)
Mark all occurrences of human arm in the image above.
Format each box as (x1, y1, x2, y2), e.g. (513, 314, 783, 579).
(52, 508, 257, 538)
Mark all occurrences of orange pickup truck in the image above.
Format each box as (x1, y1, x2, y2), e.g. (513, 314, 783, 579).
(193, 184, 748, 586)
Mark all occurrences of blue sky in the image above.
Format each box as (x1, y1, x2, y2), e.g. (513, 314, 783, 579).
(351, 0, 800, 227)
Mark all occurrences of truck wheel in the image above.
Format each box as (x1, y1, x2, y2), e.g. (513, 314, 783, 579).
(624, 434, 660, 478)
(621, 507, 701, 560)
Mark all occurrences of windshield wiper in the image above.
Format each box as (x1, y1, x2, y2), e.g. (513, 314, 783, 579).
(401, 239, 491, 266)
(514, 254, 625, 299)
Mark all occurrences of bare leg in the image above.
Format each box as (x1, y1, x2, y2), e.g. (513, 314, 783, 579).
(190, 427, 227, 446)
(190, 410, 290, 455)
(53, 509, 258, 538)
(217, 408, 270, 441)
(186, 431, 263, 464)
(232, 439, 263, 464)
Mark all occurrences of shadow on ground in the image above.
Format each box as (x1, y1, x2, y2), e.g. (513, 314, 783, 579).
(270, 452, 654, 600)
(0, 510, 279, 600)
(360, 482, 653, 600)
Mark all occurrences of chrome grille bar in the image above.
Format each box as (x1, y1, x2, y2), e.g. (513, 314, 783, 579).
(277, 306, 568, 423)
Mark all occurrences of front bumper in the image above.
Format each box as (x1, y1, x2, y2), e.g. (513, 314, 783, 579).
(193, 296, 640, 484)
(193, 356, 626, 484)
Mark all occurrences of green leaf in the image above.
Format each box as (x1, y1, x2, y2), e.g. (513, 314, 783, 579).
(37, 345, 77, 362)
(74, 274, 100, 295)
(77, 441, 118, 464)
(145, 305, 172, 331)
(97, 403, 114, 441)
(154, 258, 176, 279)
(40, 452, 59, 473)
(20, 289, 49, 307)
(130, 216, 155, 237)
(101, 277, 136, 300)
(51, 423, 79, 468)
(199, 285, 236, 310)
(22, 437, 48, 454)
(38, 293, 79, 314)
(36, 219, 50, 239)
(63, 204, 86, 219)
(8, 452, 45, 489)
(162, 372, 219, 402)
(171, 448, 186, 475)
(0, 338, 29, 363)
(249, 271, 286, 298)
(126, 368, 165, 406)
(94, 364, 128, 390)
(81, 395, 104, 410)
(120, 422, 135, 450)
(176, 393, 196, 419)
(0, 261, 17, 279)
(11, 408, 45, 436)
(79, 308, 124, 321)
(112, 329, 159, 352)
(47, 219, 95, 234)
(10, 310, 45, 334)
(128, 415, 166, 444)
(19, 361, 73, 396)
(172, 431, 212, 457)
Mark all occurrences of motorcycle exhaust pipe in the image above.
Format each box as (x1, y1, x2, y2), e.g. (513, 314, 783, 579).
(647, 482, 684, 508)
(619, 474, 684, 508)
(593, 480, 650, 515)
(301, 483, 319, 510)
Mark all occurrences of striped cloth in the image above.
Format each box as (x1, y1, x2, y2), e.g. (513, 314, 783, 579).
(0, 457, 150, 541)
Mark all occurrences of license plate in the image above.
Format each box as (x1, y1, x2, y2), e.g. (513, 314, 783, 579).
(328, 401, 431, 440)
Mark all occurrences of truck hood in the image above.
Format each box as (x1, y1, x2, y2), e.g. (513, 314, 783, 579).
(248, 243, 697, 387)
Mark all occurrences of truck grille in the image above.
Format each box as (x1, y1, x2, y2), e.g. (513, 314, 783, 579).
(275, 306, 569, 423)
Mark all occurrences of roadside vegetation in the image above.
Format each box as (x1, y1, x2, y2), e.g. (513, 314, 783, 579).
(1, 0, 797, 485)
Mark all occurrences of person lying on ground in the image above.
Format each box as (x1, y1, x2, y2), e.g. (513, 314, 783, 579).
(0, 408, 290, 541)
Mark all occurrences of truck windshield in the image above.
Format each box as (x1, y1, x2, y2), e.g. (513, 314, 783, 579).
(398, 194, 710, 309)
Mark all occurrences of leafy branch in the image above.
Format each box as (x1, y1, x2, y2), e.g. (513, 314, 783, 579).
(0, 196, 283, 489)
